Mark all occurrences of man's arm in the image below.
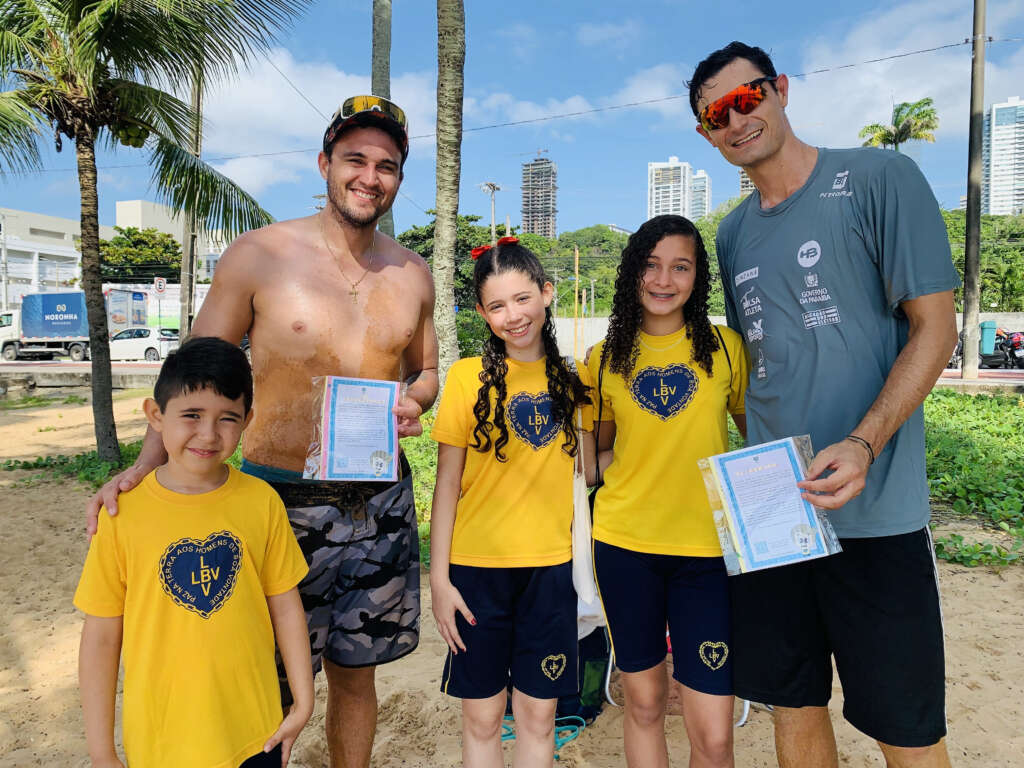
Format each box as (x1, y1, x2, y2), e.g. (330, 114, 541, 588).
(85, 237, 261, 533)
(79, 615, 125, 768)
(394, 261, 439, 437)
(799, 290, 957, 509)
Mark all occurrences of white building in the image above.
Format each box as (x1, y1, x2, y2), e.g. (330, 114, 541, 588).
(521, 156, 558, 237)
(982, 96, 1024, 215)
(1, 201, 226, 310)
(690, 170, 712, 220)
(739, 169, 756, 197)
(647, 158, 711, 220)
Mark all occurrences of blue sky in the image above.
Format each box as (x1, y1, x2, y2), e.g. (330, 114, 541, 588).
(3, 0, 1024, 237)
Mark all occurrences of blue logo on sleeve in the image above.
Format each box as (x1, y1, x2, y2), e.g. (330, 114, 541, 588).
(629, 364, 698, 420)
(158, 531, 243, 619)
(508, 392, 560, 450)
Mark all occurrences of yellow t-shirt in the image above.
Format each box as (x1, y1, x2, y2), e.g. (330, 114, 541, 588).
(74, 467, 308, 768)
(431, 355, 594, 567)
(587, 325, 749, 556)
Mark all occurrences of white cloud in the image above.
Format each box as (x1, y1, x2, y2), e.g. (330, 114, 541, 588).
(464, 93, 597, 128)
(786, 1, 1024, 146)
(200, 48, 436, 195)
(577, 20, 642, 49)
(605, 63, 690, 117)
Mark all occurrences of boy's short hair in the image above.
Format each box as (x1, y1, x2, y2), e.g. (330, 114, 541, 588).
(153, 336, 253, 414)
(687, 41, 778, 117)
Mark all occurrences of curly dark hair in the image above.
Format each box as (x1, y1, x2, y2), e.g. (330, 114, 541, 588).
(600, 214, 719, 380)
(470, 241, 590, 462)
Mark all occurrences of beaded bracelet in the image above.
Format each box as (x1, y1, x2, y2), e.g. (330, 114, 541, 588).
(846, 434, 875, 465)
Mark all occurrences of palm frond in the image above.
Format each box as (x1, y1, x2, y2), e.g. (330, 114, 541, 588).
(149, 137, 274, 240)
(101, 77, 195, 150)
(0, 89, 44, 172)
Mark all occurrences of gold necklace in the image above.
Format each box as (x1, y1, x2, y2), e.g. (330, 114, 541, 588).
(319, 214, 375, 302)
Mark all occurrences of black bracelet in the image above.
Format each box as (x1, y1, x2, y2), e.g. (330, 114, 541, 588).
(846, 434, 875, 465)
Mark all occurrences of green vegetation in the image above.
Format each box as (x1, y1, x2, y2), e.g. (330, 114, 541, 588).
(858, 97, 938, 152)
(100, 226, 182, 283)
(0, 393, 87, 410)
(3, 440, 143, 487)
(942, 210, 1024, 312)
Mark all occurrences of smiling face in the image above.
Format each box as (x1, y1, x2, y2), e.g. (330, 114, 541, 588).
(476, 269, 554, 361)
(640, 234, 697, 333)
(694, 58, 791, 170)
(144, 386, 251, 492)
(319, 126, 403, 228)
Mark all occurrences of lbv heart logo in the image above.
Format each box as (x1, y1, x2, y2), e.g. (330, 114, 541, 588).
(698, 641, 729, 671)
(629, 364, 698, 420)
(158, 531, 243, 619)
(541, 653, 567, 681)
(508, 392, 560, 450)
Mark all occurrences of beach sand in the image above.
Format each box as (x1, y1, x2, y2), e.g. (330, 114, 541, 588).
(1, 390, 1021, 766)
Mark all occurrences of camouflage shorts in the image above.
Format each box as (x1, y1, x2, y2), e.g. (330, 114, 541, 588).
(269, 455, 419, 705)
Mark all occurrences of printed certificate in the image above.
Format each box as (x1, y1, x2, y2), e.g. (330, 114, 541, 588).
(698, 436, 841, 575)
(303, 376, 400, 482)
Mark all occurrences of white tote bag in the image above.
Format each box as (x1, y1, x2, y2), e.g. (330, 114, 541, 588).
(572, 408, 599, 606)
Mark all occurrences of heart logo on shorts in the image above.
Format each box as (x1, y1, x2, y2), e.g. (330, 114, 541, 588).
(158, 531, 243, 619)
(629, 364, 698, 421)
(508, 392, 560, 450)
(698, 641, 729, 671)
(541, 653, 567, 681)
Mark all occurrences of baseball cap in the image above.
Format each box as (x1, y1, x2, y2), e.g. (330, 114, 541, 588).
(322, 95, 409, 163)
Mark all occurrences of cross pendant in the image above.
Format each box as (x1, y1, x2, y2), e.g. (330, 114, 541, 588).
(349, 285, 359, 302)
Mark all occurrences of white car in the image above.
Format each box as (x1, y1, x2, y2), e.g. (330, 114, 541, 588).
(108, 327, 179, 361)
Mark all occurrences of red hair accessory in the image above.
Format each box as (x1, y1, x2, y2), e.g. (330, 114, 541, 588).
(471, 235, 519, 260)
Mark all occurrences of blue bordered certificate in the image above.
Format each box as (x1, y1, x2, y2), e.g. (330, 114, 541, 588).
(698, 436, 841, 575)
(304, 376, 400, 482)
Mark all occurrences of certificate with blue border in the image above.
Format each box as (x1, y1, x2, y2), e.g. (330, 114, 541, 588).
(312, 376, 400, 482)
(708, 437, 831, 571)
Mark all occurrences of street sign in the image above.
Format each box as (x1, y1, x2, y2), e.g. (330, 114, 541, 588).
(153, 277, 167, 296)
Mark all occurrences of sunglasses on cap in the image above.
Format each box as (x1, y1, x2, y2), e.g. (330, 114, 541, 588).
(323, 95, 409, 157)
(698, 76, 777, 132)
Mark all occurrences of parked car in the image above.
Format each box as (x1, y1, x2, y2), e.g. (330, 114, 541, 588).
(108, 327, 179, 361)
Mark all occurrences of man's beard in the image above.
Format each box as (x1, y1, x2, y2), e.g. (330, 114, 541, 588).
(326, 176, 392, 229)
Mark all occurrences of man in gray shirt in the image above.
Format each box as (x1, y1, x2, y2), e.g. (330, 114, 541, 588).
(689, 42, 958, 767)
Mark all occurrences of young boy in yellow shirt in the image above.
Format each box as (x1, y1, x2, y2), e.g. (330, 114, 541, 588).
(75, 337, 313, 768)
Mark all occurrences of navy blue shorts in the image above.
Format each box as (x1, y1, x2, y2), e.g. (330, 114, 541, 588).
(594, 540, 732, 696)
(239, 744, 281, 767)
(730, 528, 946, 748)
(441, 562, 578, 700)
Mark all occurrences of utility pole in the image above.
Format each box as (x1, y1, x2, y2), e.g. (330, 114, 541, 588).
(962, 0, 987, 380)
(552, 267, 559, 316)
(0, 212, 9, 311)
(480, 182, 501, 244)
(179, 68, 203, 338)
(504, 214, 511, 237)
(590, 277, 595, 317)
(573, 245, 580, 358)
(372, 0, 396, 238)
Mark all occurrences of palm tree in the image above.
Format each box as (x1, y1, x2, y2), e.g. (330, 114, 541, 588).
(433, 0, 465, 388)
(372, 0, 396, 239)
(858, 97, 939, 152)
(0, 0, 308, 462)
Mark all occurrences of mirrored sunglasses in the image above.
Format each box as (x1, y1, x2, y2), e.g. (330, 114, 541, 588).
(698, 77, 777, 132)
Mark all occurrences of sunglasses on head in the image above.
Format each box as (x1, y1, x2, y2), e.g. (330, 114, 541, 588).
(339, 95, 407, 129)
(698, 76, 777, 132)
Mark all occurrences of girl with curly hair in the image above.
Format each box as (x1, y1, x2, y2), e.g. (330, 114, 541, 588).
(429, 237, 593, 767)
(586, 215, 748, 768)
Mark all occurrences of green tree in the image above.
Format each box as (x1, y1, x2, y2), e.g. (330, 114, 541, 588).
(0, 0, 307, 461)
(696, 197, 743, 315)
(100, 226, 181, 282)
(943, 209, 1024, 312)
(858, 97, 939, 152)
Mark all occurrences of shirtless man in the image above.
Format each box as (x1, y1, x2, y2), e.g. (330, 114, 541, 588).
(87, 95, 438, 768)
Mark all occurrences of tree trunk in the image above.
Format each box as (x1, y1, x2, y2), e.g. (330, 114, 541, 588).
(76, 131, 121, 462)
(372, 0, 396, 239)
(433, 0, 465, 390)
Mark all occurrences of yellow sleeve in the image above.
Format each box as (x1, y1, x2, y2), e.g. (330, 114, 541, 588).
(585, 341, 615, 423)
(573, 358, 595, 432)
(261, 490, 309, 596)
(430, 359, 473, 447)
(723, 327, 749, 416)
(73, 510, 127, 618)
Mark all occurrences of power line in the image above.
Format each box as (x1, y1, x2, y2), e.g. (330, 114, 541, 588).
(4, 36, 1022, 178)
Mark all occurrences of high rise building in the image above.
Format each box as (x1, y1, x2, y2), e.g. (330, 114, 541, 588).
(648, 156, 692, 219)
(521, 155, 558, 237)
(739, 169, 755, 197)
(690, 170, 712, 219)
(982, 96, 1024, 215)
(646, 158, 711, 220)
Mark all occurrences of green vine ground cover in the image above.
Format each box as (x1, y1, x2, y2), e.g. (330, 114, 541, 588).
(4, 391, 1022, 567)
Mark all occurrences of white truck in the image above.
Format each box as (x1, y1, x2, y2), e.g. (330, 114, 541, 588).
(0, 289, 148, 362)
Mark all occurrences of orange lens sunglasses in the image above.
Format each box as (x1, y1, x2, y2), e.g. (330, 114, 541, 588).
(698, 77, 777, 132)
